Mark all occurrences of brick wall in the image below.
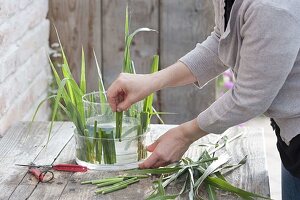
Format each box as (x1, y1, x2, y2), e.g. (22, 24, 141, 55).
(0, 0, 51, 136)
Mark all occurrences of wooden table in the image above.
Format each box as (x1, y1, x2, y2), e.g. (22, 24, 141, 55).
(0, 122, 270, 200)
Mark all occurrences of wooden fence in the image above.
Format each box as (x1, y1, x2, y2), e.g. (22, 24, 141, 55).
(48, 0, 215, 124)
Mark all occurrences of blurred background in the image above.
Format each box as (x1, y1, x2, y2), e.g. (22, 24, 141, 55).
(0, 0, 280, 198)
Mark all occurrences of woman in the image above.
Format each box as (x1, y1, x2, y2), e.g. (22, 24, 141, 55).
(107, 0, 300, 198)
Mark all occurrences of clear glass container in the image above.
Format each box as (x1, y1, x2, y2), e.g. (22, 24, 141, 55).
(75, 92, 148, 170)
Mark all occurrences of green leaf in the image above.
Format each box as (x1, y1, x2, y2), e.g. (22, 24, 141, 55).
(188, 168, 195, 200)
(125, 5, 130, 40)
(80, 47, 86, 94)
(205, 183, 217, 200)
(140, 55, 160, 133)
(31, 95, 56, 123)
(128, 167, 181, 175)
(146, 177, 178, 200)
(194, 154, 230, 196)
(93, 49, 107, 103)
(115, 111, 123, 141)
(152, 107, 164, 124)
(49, 78, 70, 142)
(208, 133, 243, 155)
(205, 177, 272, 199)
(53, 25, 76, 105)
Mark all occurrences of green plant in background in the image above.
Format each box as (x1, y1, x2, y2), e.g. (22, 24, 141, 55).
(32, 27, 87, 140)
(116, 6, 157, 141)
(48, 43, 69, 121)
(33, 6, 160, 166)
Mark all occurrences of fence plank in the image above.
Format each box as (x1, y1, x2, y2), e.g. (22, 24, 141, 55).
(48, 0, 101, 91)
(159, 0, 215, 124)
(101, 0, 159, 88)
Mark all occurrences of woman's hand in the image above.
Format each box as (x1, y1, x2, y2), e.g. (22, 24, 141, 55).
(107, 73, 159, 112)
(106, 61, 196, 112)
(139, 119, 208, 168)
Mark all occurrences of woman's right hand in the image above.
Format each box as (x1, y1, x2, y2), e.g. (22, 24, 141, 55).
(107, 61, 196, 112)
(107, 73, 157, 112)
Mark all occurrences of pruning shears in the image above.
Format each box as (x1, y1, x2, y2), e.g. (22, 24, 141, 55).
(16, 163, 88, 183)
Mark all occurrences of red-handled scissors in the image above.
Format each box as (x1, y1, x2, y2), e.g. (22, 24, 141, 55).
(16, 163, 88, 172)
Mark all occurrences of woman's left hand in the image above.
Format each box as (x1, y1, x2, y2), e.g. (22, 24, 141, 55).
(139, 119, 208, 169)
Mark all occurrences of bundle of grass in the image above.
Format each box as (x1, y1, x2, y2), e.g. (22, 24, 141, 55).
(33, 6, 161, 169)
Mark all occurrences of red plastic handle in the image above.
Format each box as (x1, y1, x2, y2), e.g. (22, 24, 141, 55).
(52, 164, 88, 172)
(29, 168, 45, 182)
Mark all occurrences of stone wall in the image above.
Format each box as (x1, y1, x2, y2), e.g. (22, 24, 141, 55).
(0, 0, 50, 136)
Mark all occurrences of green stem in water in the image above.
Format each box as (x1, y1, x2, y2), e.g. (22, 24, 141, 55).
(115, 111, 123, 141)
(83, 129, 92, 162)
(94, 122, 102, 164)
(101, 129, 116, 164)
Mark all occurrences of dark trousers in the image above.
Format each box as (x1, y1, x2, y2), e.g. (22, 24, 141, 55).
(270, 119, 300, 199)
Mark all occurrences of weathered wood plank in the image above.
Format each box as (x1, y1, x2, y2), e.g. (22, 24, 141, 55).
(0, 122, 63, 200)
(48, 0, 101, 91)
(225, 127, 270, 197)
(159, 0, 216, 124)
(9, 122, 75, 200)
(102, 0, 159, 87)
(26, 135, 76, 200)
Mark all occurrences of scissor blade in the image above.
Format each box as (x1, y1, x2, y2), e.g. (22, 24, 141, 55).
(15, 164, 37, 167)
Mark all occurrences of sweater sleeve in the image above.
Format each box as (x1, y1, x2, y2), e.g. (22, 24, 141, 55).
(197, 4, 300, 134)
(179, 26, 228, 88)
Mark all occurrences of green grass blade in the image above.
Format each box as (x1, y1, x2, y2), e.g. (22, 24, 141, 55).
(49, 56, 76, 124)
(80, 47, 86, 94)
(205, 177, 272, 199)
(140, 55, 159, 133)
(123, 28, 157, 73)
(93, 49, 107, 104)
(143, 55, 159, 112)
(49, 78, 70, 142)
(31, 95, 56, 123)
(152, 107, 164, 124)
(48, 56, 61, 86)
(194, 154, 230, 195)
(115, 112, 123, 141)
(125, 5, 129, 40)
(205, 183, 217, 200)
(61, 63, 75, 104)
(188, 168, 195, 200)
(53, 25, 76, 105)
(208, 133, 243, 155)
(128, 167, 181, 175)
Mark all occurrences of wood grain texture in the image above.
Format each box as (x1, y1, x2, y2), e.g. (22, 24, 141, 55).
(159, 0, 216, 124)
(101, 0, 159, 87)
(27, 135, 76, 200)
(48, 0, 101, 91)
(9, 122, 74, 200)
(0, 122, 63, 200)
